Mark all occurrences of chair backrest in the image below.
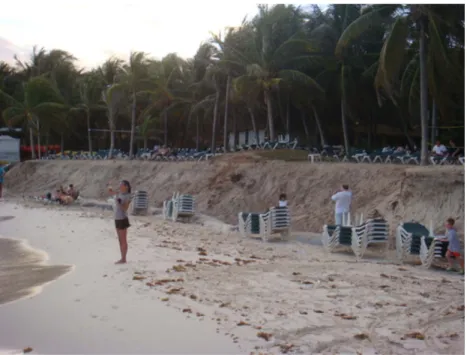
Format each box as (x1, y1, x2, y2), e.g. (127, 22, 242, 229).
(178, 194, 195, 212)
(133, 190, 149, 208)
(366, 219, 389, 241)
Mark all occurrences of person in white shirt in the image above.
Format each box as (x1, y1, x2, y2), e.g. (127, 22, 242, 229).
(432, 140, 447, 156)
(278, 193, 288, 207)
(331, 185, 352, 225)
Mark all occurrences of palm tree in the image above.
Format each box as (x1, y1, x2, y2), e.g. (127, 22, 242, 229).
(98, 58, 125, 157)
(120, 52, 151, 157)
(337, 4, 464, 164)
(230, 5, 325, 141)
(75, 71, 106, 153)
(0, 77, 67, 159)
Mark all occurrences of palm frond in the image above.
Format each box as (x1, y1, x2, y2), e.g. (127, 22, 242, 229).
(278, 70, 325, 93)
(374, 16, 409, 105)
(335, 5, 400, 57)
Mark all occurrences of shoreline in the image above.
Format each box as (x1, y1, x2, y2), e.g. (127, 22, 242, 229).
(0, 202, 242, 354)
(0, 236, 74, 307)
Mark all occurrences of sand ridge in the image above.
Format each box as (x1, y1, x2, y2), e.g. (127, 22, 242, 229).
(4, 158, 465, 238)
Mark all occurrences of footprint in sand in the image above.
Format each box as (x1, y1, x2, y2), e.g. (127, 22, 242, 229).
(0, 215, 15, 222)
(111, 305, 119, 310)
(91, 314, 98, 319)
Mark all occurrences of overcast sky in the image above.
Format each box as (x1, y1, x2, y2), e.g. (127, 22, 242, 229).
(0, 0, 266, 68)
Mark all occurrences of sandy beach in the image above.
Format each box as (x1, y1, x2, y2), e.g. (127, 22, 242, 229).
(0, 199, 464, 354)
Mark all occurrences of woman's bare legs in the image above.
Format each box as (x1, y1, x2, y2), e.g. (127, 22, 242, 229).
(116, 228, 128, 264)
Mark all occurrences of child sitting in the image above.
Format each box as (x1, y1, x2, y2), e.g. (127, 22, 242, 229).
(440, 218, 464, 275)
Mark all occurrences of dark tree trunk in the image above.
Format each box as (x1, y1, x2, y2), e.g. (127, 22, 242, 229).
(419, 16, 429, 165)
(211, 88, 220, 153)
(223, 75, 231, 152)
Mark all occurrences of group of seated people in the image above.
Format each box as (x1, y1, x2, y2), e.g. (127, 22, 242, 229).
(44, 184, 79, 205)
(431, 140, 463, 158)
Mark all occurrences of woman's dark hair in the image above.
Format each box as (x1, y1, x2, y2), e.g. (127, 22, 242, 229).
(121, 180, 132, 193)
(279, 193, 287, 200)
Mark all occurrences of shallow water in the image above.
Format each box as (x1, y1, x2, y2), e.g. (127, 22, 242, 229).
(0, 237, 72, 306)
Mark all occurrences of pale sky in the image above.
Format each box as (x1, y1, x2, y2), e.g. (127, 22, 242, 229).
(0, 0, 264, 69)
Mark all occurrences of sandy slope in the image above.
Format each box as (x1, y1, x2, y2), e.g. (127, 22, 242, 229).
(4, 155, 464, 238)
(0, 201, 464, 354)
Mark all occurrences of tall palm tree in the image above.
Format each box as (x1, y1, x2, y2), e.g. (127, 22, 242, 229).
(230, 5, 325, 141)
(121, 52, 151, 157)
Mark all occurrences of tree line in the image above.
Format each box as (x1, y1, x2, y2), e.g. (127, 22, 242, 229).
(0, 4, 464, 164)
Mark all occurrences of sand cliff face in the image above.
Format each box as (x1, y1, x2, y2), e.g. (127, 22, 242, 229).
(4, 155, 465, 235)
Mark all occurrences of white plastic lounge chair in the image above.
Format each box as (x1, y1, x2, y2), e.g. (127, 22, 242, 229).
(396, 221, 432, 262)
(351, 216, 390, 260)
(259, 206, 291, 242)
(131, 190, 149, 216)
(163, 192, 195, 222)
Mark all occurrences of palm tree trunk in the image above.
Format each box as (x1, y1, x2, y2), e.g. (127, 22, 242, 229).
(163, 109, 168, 146)
(286, 94, 290, 135)
(129, 92, 137, 157)
(431, 99, 437, 146)
(340, 97, 350, 156)
(232, 108, 238, 149)
(419, 17, 429, 166)
(86, 109, 92, 153)
(60, 133, 64, 155)
(300, 111, 310, 142)
(311, 105, 327, 147)
(108, 114, 115, 159)
(196, 114, 200, 151)
(29, 127, 35, 160)
(35, 117, 41, 159)
(265, 90, 275, 141)
(223, 75, 231, 152)
(248, 107, 259, 145)
(211, 88, 220, 153)
(143, 136, 148, 150)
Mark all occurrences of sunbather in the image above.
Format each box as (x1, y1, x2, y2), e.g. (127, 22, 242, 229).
(439, 218, 464, 275)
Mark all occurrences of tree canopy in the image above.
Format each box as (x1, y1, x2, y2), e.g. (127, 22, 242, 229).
(0, 4, 464, 164)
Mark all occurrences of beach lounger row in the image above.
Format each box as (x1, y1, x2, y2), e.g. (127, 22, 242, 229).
(320, 216, 452, 269)
(238, 206, 291, 242)
(308, 147, 464, 166)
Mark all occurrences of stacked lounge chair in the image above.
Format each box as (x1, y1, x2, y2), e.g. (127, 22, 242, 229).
(238, 206, 291, 242)
(238, 212, 261, 238)
(259, 206, 291, 242)
(321, 213, 354, 253)
(396, 221, 432, 262)
(131, 190, 149, 216)
(163, 192, 195, 222)
(351, 215, 390, 260)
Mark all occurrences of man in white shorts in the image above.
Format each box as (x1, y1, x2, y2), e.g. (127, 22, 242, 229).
(331, 184, 352, 225)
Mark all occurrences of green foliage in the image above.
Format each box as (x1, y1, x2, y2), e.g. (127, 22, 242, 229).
(0, 4, 463, 155)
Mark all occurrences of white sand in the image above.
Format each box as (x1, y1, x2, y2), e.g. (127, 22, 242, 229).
(0, 201, 464, 354)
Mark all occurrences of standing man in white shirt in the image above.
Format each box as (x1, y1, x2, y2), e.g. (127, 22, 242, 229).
(331, 184, 352, 225)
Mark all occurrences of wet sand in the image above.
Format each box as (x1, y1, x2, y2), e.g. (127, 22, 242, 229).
(0, 237, 72, 306)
